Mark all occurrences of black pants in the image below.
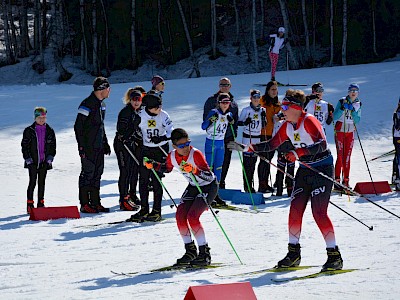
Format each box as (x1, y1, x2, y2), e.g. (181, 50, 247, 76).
(257, 135, 275, 186)
(220, 135, 234, 186)
(114, 140, 141, 199)
(78, 150, 104, 206)
(139, 144, 169, 214)
(243, 153, 257, 190)
(27, 163, 48, 201)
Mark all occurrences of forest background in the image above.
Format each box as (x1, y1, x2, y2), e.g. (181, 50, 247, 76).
(1, 0, 400, 83)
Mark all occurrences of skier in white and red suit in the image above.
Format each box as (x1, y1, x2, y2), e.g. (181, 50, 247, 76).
(228, 89, 343, 272)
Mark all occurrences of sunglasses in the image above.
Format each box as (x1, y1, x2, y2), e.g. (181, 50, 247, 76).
(281, 104, 291, 111)
(252, 94, 261, 99)
(314, 87, 324, 93)
(131, 96, 142, 102)
(175, 140, 191, 149)
(349, 89, 359, 93)
(219, 83, 231, 87)
(159, 82, 165, 86)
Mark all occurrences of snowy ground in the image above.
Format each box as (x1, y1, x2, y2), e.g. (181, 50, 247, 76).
(1, 61, 400, 299)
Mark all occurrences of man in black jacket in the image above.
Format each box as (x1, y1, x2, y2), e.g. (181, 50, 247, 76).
(74, 77, 112, 213)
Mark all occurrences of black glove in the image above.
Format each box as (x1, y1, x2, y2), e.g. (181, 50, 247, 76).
(78, 147, 86, 159)
(25, 158, 34, 169)
(150, 135, 168, 144)
(244, 117, 252, 126)
(208, 112, 219, 122)
(103, 143, 111, 155)
(227, 114, 234, 124)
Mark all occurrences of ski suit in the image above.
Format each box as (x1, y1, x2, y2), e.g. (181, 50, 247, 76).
(138, 108, 174, 214)
(203, 92, 238, 187)
(252, 112, 338, 248)
(269, 34, 286, 79)
(164, 147, 217, 246)
(202, 108, 233, 183)
(238, 103, 266, 191)
(333, 96, 362, 185)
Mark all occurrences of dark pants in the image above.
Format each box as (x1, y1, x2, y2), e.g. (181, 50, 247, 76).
(394, 137, 400, 181)
(220, 135, 234, 187)
(78, 150, 104, 206)
(243, 153, 257, 191)
(114, 140, 141, 200)
(27, 163, 48, 201)
(275, 152, 295, 195)
(139, 144, 169, 214)
(257, 135, 275, 187)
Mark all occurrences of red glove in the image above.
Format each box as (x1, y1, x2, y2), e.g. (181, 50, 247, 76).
(285, 150, 299, 163)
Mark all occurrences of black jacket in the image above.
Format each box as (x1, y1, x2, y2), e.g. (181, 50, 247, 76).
(21, 122, 56, 169)
(114, 104, 142, 150)
(74, 92, 109, 155)
(203, 92, 239, 138)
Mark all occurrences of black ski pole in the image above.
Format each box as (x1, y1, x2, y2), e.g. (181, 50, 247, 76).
(353, 122, 378, 195)
(297, 159, 400, 220)
(368, 149, 396, 162)
(251, 149, 375, 230)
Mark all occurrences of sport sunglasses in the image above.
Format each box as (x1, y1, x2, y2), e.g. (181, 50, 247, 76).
(175, 140, 191, 149)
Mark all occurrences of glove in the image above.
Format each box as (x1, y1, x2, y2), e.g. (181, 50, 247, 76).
(227, 141, 252, 152)
(25, 158, 34, 167)
(46, 155, 54, 169)
(144, 158, 154, 169)
(78, 147, 86, 158)
(150, 135, 168, 144)
(103, 142, 111, 155)
(244, 117, 252, 126)
(180, 162, 197, 173)
(208, 112, 218, 122)
(343, 102, 353, 110)
(227, 113, 234, 124)
(285, 150, 299, 163)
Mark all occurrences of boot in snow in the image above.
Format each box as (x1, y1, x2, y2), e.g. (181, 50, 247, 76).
(176, 241, 197, 265)
(322, 246, 343, 271)
(27, 200, 34, 214)
(276, 243, 301, 268)
(37, 199, 45, 208)
(190, 244, 211, 266)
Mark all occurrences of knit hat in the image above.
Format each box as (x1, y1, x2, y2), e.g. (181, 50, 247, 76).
(217, 93, 231, 103)
(348, 83, 360, 92)
(93, 77, 110, 91)
(250, 89, 261, 98)
(151, 75, 164, 88)
(312, 82, 324, 92)
(34, 107, 47, 119)
(278, 27, 285, 33)
(144, 94, 162, 109)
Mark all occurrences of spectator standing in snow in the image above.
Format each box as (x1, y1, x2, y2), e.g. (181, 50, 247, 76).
(333, 83, 362, 188)
(74, 77, 112, 214)
(21, 107, 56, 214)
(113, 87, 145, 211)
(203, 77, 238, 191)
(258, 80, 281, 193)
(237, 89, 266, 192)
(129, 93, 174, 222)
(269, 27, 287, 81)
(392, 98, 400, 191)
(202, 93, 235, 207)
(304, 82, 335, 133)
(228, 90, 343, 272)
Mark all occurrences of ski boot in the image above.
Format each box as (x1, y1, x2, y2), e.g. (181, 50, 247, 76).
(176, 241, 198, 265)
(276, 243, 301, 268)
(211, 194, 227, 208)
(321, 246, 343, 272)
(145, 210, 162, 222)
(190, 244, 211, 266)
(120, 195, 140, 211)
(80, 203, 99, 214)
(37, 199, 45, 208)
(127, 209, 148, 223)
(27, 200, 34, 214)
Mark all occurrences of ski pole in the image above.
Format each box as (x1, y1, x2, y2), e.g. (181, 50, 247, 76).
(229, 123, 256, 209)
(143, 157, 178, 208)
(368, 149, 396, 162)
(353, 121, 378, 195)
(187, 170, 243, 265)
(251, 150, 375, 229)
(123, 143, 140, 165)
(296, 159, 400, 220)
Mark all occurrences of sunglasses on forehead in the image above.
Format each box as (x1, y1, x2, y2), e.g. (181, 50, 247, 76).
(175, 140, 191, 149)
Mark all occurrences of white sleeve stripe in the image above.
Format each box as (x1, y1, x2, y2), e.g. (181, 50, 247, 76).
(78, 107, 90, 116)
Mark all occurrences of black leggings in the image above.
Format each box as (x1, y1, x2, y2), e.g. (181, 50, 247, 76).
(27, 163, 48, 201)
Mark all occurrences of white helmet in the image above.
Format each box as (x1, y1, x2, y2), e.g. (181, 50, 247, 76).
(278, 27, 285, 33)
